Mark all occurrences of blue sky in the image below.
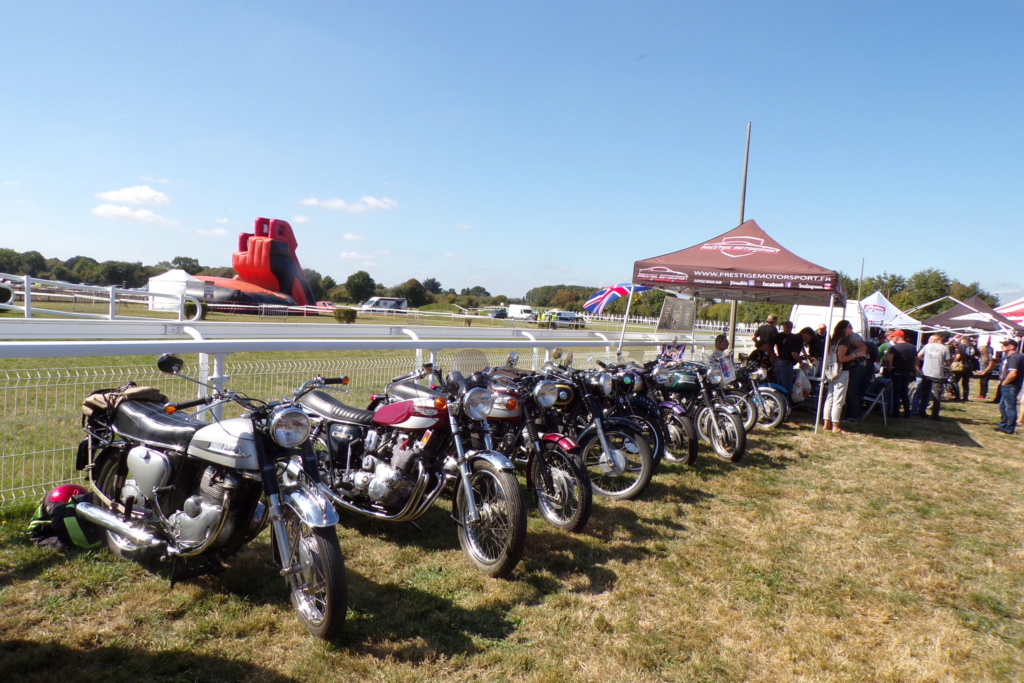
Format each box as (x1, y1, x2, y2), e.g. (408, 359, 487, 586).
(2, 1, 1022, 302)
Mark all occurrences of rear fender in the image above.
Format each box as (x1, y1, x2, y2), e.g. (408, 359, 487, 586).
(659, 401, 687, 416)
(541, 432, 578, 452)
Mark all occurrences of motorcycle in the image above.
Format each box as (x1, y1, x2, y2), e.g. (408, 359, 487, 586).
(539, 351, 654, 500)
(661, 359, 747, 462)
(486, 353, 592, 532)
(299, 361, 527, 578)
(77, 354, 347, 639)
(730, 360, 789, 430)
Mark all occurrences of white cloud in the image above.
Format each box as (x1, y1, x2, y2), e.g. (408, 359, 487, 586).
(290, 215, 310, 224)
(2, 181, 19, 187)
(342, 233, 363, 241)
(91, 204, 178, 226)
(339, 251, 366, 259)
(455, 223, 473, 230)
(95, 185, 169, 205)
(215, 218, 229, 224)
(196, 228, 229, 237)
(140, 176, 171, 184)
(301, 195, 399, 213)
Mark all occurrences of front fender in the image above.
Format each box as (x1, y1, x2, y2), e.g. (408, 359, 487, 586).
(629, 394, 660, 416)
(280, 459, 340, 528)
(578, 416, 640, 442)
(659, 400, 687, 416)
(764, 382, 790, 395)
(466, 449, 516, 472)
(541, 432, 578, 452)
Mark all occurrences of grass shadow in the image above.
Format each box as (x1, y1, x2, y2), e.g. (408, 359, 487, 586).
(0, 639, 296, 682)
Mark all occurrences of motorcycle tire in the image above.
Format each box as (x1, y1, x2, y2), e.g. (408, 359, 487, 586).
(578, 425, 654, 501)
(609, 404, 667, 469)
(724, 390, 758, 434)
(276, 504, 348, 640)
(661, 411, 699, 466)
(93, 455, 161, 564)
(753, 389, 788, 430)
(529, 441, 592, 533)
(455, 459, 527, 578)
(695, 406, 747, 462)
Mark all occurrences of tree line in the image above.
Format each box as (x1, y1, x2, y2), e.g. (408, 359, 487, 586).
(1, 248, 996, 321)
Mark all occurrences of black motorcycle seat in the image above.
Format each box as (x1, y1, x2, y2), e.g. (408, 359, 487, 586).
(300, 390, 376, 425)
(113, 400, 204, 450)
(388, 383, 445, 402)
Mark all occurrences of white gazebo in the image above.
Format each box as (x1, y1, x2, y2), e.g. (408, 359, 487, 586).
(147, 269, 204, 311)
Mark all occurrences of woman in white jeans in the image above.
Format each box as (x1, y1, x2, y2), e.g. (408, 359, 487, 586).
(823, 319, 866, 434)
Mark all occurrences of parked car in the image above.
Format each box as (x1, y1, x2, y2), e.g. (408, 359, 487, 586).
(489, 308, 508, 319)
(544, 310, 586, 329)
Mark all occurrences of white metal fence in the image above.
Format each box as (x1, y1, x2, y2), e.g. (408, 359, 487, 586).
(0, 337, 686, 508)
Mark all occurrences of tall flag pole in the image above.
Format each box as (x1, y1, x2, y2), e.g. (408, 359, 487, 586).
(616, 284, 636, 360)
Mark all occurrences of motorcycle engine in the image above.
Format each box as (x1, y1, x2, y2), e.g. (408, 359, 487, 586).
(341, 433, 422, 509)
(167, 466, 242, 549)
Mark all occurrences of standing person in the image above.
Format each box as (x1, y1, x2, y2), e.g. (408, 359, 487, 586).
(917, 334, 951, 420)
(995, 339, 1022, 435)
(772, 320, 799, 394)
(823, 320, 865, 434)
(753, 315, 779, 351)
(975, 342, 995, 399)
(845, 328, 870, 422)
(957, 337, 979, 400)
(884, 330, 916, 418)
(947, 336, 965, 401)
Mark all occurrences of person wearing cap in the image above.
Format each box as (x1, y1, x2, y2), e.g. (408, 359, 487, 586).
(884, 329, 916, 418)
(995, 338, 1022, 435)
(917, 334, 950, 421)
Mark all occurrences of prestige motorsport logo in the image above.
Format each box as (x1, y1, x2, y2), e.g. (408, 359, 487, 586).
(699, 236, 780, 259)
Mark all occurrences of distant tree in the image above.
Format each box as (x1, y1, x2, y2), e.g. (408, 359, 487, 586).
(303, 268, 327, 301)
(170, 256, 204, 275)
(394, 278, 429, 307)
(861, 272, 907, 300)
(198, 266, 236, 278)
(321, 275, 337, 293)
(97, 260, 148, 288)
(895, 268, 952, 319)
(549, 289, 578, 310)
(48, 264, 73, 282)
(949, 280, 997, 308)
(460, 285, 490, 297)
(327, 285, 349, 302)
(343, 270, 377, 303)
(19, 250, 46, 277)
(0, 248, 19, 273)
(422, 277, 443, 294)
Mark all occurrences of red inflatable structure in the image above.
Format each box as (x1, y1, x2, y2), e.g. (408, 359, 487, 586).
(194, 217, 315, 311)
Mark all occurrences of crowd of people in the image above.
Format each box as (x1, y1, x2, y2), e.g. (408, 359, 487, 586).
(742, 315, 1024, 436)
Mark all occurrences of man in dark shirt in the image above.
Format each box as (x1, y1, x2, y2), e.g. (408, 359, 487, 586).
(996, 338, 1022, 434)
(884, 329, 917, 418)
(753, 315, 779, 350)
(772, 321, 799, 392)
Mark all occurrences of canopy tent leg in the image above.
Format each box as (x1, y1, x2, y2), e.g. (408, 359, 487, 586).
(813, 293, 837, 434)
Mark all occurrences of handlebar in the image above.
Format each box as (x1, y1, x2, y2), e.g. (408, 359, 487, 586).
(165, 396, 209, 413)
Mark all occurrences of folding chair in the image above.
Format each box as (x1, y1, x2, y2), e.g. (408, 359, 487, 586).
(861, 377, 892, 425)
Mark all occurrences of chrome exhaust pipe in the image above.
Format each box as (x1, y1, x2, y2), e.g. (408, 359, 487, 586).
(75, 501, 163, 547)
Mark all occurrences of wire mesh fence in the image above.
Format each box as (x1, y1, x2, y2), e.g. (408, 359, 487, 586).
(0, 347, 668, 507)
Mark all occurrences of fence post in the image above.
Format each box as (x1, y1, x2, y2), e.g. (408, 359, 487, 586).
(23, 275, 32, 318)
(108, 286, 117, 320)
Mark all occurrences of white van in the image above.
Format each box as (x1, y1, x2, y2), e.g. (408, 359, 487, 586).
(359, 296, 408, 313)
(508, 304, 535, 321)
(789, 301, 868, 339)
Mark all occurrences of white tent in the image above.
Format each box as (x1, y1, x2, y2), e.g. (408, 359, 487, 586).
(147, 269, 204, 311)
(860, 291, 921, 330)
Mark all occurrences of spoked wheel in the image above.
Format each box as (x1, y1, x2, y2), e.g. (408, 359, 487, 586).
(611, 405, 667, 468)
(93, 456, 161, 563)
(661, 411, 698, 466)
(529, 441, 592, 533)
(579, 425, 654, 500)
(276, 505, 347, 639)
(753, 389, 788, 430)
(696, 406, 747, 462)
(724, 390, 758, 433)
(455, 459, 526, 578)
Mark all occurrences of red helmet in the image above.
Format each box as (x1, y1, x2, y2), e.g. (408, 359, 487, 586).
(45, 484, 88, 513)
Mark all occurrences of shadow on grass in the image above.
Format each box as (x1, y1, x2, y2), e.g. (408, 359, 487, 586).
(849, 413, 985, 448)
(0, 639, 295, 682)
(338, 569, 520, 658)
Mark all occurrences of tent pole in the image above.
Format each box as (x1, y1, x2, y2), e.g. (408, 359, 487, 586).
(814, 293, 837, 434)
(616, 284, 635, 360)
(728, 123, 752, 353)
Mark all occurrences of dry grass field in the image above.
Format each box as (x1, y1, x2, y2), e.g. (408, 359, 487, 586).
(1, 398, 1022, 682)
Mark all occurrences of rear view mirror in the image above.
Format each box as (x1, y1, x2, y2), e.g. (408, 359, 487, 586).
(157, 353, 184, 375)
(551, 348, 563, 360)
(506, 352, 518, 367)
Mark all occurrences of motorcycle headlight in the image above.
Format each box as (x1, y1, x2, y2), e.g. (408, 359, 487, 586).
(533, 380, 558, 407)
(595, 372, 613, 396)
(464, 387, 494, 420)
(269, 407, 310, 448)
(707, 367, 724, 385)
(755, 367, 768, 380)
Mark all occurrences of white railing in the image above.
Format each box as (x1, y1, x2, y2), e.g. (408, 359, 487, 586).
(0, 334, 688, 508)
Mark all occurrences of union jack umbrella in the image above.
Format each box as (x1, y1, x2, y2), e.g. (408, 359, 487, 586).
(583, 283, 652, 314)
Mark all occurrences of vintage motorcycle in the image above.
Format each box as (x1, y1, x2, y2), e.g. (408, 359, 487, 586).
(539, 351, 654, 500)
(485, 353, 592, 532)
(660, 359, 747, 462)
(299, 362, 527, 578)
(76, 354, 347, 639)
(729, 360, 789, 430)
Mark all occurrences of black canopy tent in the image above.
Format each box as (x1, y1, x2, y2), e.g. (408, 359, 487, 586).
(632, 219, 847, 432)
